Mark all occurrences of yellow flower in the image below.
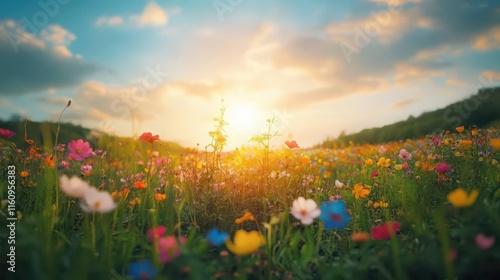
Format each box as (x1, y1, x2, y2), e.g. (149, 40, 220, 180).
(226, 230, 265, 256)
(300, 156, 311, 165)
(394, 164, 402, 171)
(456, 126, 465, 133)
(454, 152, 461, 157)
(235, 211, 255, 224)
(373, 201, 389, 208)
(447, 188, 478, 208)
(377, 157, 390, 168)
(129, 197, 141, 207)
(471, 128, 478, 136)
(365, 159, 373, 165)
(490, 139, 500, 151)
(352, 183, 370, 199)
(492, 159, 498, 166)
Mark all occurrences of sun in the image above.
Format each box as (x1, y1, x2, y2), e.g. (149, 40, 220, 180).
(224, 102, 264, 147)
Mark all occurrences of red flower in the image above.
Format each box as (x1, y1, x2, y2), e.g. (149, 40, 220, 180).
(139, 132, 159, 143)
(371, 221, 400, 240)
(371, 170, 379, 179)
(285, 140, 299, 149)
(0, 128, 16, 139)
(147, 226, 167, 243)
(435, 162, 451, 174)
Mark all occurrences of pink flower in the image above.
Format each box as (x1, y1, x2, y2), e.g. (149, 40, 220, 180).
(68, 139, 93, 161)
(371, 170, 379, 179)
(156, 236, 186, 263)
(147, 226, 167, 243)
(285, 140, 300, 149)
(475, 233, 495, 250)
(371, 221, 400, 240)
(398, 149, 412, 160)
(139, 132, 159, 143)
(0, 128, 16, 139)
(435, 162, 451, 174)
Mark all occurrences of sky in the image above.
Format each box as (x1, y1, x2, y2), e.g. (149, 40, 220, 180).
(0, 0, 499, 150)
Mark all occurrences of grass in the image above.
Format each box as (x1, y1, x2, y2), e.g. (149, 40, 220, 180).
(0, 119, 500, 280)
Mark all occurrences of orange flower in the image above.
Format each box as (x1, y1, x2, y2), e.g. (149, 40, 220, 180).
(19, 171, 29, 178)
(44, 156, 56, 168)
(134, 181, 147, 190)
(155, 193, 167, 201)
(235, 211, 255, 224)
(352, 183, 370, 199)
(324, 171, 332, 179)
(471, 128, 478, 136)
(490, 139, 500, 151)
(351, 232, 370, 243)
(456, 126, 465, 133)
(300, 156, 311, 165)
(129, 197, 141, 207)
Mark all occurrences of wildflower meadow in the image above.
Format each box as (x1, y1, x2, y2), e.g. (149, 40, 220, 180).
(1, 110, 500, 279)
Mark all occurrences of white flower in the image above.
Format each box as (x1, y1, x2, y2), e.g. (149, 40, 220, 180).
(59, 175, 91, 198)
(80, 187, 116, 213)
(335, 180, 345, 188)
(291, 197, 321, 225)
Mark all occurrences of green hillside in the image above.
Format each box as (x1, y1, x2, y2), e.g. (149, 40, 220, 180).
(0, 120, 184, 154)
(319, 87, 500, 147)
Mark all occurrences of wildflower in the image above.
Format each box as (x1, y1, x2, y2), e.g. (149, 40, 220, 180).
(0, 128, 16, 139)
(334, 180, 345, 188)
(59, 175, 91, 198)
(80, 164, 93, 173)
(19, 171, 29, 178)
(402, 162, 409, 170)
(456, 126, 465, 133)
(449, 249, 458, 262)
(447, 188, 478, 208)
(351, 232, 370, 243)
(285, 140, 299, 149)
(58, 160, 70, 170)
(394, 164, 402, 171)
(134, 181, 147, 190)
(471, 128, 478, 136)
(147, 225, 167, 243)
(371, 170, 379, 179)
(365, 159, 373, 165)
(352, 184, 370, 199)
(490, 139, 500, 151)
(129, 197, 142, 207)
(475, 233, 495, 250)
(235, 211, 255, 224)
(156, 236, 186, 263)
(80, 187, 116, 213)
(435, 162, 451, 174)
(319, 200, 351, 230)
(492, 159, 498, 166)
(323, 171, 332, 179)
(206, 228, 229, 246)
(373, 201, 389, 208)
(329, 194, 342, 202)
(377, 157, 391, 168)
(398, 149, 412, 160)
(226, 230, 265, 256)
(371, 221, 400, 240)
(291, 197, 321, 225)
(44, 156, 56, 168)
(300, 156, 311, 165)
(139, 132, 160, 144)
(128, 260, 158, 280)
(68, 139, 93, 161)
(154, 193, 167, 201)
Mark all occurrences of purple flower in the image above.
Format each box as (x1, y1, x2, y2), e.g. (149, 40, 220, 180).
(0, 128, 16, 139)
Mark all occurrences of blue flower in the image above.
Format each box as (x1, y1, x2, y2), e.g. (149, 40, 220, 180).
(319, 200, 351, 230)
(206, 227, 229, 246)
(128, 260, 158, 280)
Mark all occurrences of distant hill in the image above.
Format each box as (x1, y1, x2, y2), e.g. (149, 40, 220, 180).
(319, 87, 500, 148)
(0, 120, 184, 154)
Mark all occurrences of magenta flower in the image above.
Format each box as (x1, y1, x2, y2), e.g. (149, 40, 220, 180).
(68, 139, 93, 161)
(475, 233, 495, 250)
(156, 236, 186, 263)
(435, 162, 451, 174)
(147, 226, 167, 243)
(0, 128, 16, 139)
(398, 149, 412, 160)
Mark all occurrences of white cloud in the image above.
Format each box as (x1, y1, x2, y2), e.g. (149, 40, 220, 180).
(95, 16, 124, 27)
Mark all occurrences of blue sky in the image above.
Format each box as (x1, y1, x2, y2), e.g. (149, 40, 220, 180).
(0, 0, 499, 149)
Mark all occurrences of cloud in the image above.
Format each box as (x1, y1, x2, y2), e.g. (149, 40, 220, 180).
(391, 98, 415, 109)
(138, 1, 169, 26)
(95, 16, 124, 27)
(446, 77, 471, 87)
(0, 20, 100, 96)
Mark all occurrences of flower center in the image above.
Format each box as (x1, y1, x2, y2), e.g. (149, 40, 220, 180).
(76, 148, 82, 154)
(300, 209, 307, 216)
(330, 213, 342, 222)
(94, 201, 101, 209)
